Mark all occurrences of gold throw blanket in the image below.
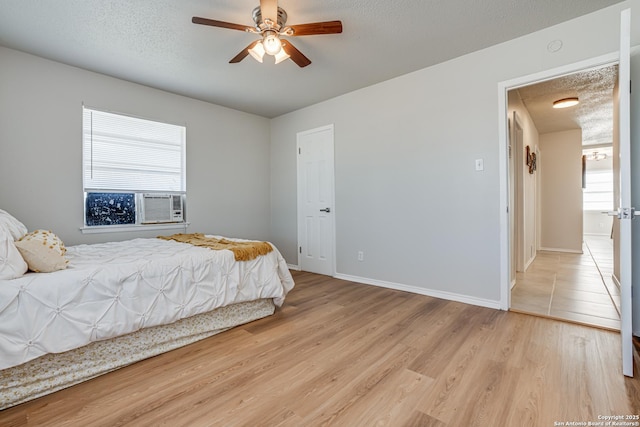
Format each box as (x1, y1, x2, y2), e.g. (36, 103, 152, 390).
(158, 233, 273, 261)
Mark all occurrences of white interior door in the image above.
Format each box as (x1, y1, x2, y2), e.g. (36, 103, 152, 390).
(297, 125, 335, 276)
(617, 8, 633, 378)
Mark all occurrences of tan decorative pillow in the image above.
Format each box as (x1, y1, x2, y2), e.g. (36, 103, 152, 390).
(15, 230, 68, 273)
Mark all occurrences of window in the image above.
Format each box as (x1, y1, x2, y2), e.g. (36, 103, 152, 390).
(583, 169, 613, 211)
(82, 107, 186, 229)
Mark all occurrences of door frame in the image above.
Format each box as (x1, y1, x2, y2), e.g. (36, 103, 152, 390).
(617, 7, 633, 377)
(512, 112, 526, 274)
(498, 52, 619, 310)
(296, 124, 337, 276)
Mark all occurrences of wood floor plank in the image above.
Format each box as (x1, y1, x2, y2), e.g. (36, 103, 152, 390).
(402, 411, 447, 427)
(340, 368, 434, 426)
(1, 270, 639, 426)
(501, 319, 556, 426)
(416, 307, 521, 424)
(209, 292, 423, 425)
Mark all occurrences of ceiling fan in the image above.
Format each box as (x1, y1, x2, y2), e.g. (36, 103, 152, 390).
(192, 0, 343, 68)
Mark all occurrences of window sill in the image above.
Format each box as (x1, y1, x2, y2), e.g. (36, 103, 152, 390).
(80, 222, 189, 234)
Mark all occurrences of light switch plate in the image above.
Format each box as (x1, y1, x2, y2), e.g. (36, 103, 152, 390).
(475, 158, 484, 171)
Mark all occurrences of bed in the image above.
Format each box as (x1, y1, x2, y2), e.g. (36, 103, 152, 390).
(0, 212, 295, 410)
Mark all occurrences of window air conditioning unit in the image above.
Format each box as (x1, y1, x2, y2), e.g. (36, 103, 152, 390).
(141, 194, 184, 224)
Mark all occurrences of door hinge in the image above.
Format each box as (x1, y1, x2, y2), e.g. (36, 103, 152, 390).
(298, 147, 301, 154)
(299, 246, 302, 254)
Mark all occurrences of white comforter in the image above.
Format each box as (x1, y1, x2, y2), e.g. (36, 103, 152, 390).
(0, 237, 294, 370)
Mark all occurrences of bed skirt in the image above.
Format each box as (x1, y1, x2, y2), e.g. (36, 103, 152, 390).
(0, 298, 275, 410)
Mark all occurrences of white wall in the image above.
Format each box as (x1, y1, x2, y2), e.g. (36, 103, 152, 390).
(584, 212, 613, 235)
(0, 47, 271, 246)
(270, 1, 639, 306)
(539, 130, 584, 252)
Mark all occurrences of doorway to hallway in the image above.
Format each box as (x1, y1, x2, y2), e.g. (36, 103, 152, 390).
(505, 63, 620, 330)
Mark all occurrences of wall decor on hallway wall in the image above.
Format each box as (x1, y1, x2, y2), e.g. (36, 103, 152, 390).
(528, 152, 536, 174)
(525, 145, 536, 174)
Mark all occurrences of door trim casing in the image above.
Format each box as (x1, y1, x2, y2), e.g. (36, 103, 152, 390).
(497, 52, 619, 311)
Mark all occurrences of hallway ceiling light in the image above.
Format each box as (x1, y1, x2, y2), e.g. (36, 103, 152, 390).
(553, 97, 579, 108)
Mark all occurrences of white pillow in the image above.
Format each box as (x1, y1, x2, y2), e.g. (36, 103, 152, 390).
(0, 229, 28, 279)
(0, 209, 28, 241)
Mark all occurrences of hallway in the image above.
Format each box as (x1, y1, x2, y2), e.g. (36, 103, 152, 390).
(510, 235, 620, 330)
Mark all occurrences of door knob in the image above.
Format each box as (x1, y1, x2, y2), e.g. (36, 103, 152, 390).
(320, 208, 331, 213)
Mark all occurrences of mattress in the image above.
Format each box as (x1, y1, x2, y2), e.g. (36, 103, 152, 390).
(0, 236, 294, 371)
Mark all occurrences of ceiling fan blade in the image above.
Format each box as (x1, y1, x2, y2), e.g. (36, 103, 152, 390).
(282, 40, 311, 68)
(289, 21, 343, 36)
(229, 41, 260, 63)
(260, 0, 278, 24)
(192, 16, 253, 32)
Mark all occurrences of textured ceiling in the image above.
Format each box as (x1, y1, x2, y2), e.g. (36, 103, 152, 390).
(516, 65, 618, 146)
(0, 0, 624, 118)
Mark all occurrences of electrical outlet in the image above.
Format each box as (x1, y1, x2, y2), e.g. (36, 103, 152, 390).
(357, 251, 364, 261)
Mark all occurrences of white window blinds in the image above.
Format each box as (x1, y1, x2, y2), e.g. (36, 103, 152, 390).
(83, 107, 186, 193)
(583, 170, 613, 211)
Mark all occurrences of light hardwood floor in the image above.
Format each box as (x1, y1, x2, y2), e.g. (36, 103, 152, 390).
(511, 236, 621, 330)
(2, 271, 639, 426)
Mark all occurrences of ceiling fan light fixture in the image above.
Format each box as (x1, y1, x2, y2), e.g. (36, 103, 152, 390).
(263, 32, 283, 55)
(248, 41, 265, 62)
(553, 97, 579, 108)
(193, 2, 342, 68)
(274, 48, 290, 64)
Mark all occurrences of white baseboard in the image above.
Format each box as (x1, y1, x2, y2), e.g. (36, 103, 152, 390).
(287, 264, 301, 271)
(583, 233, 611, 237)
(539, 247, 583, 254)
(524, 254, 536, 271)
(333, 273, 501, 310)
